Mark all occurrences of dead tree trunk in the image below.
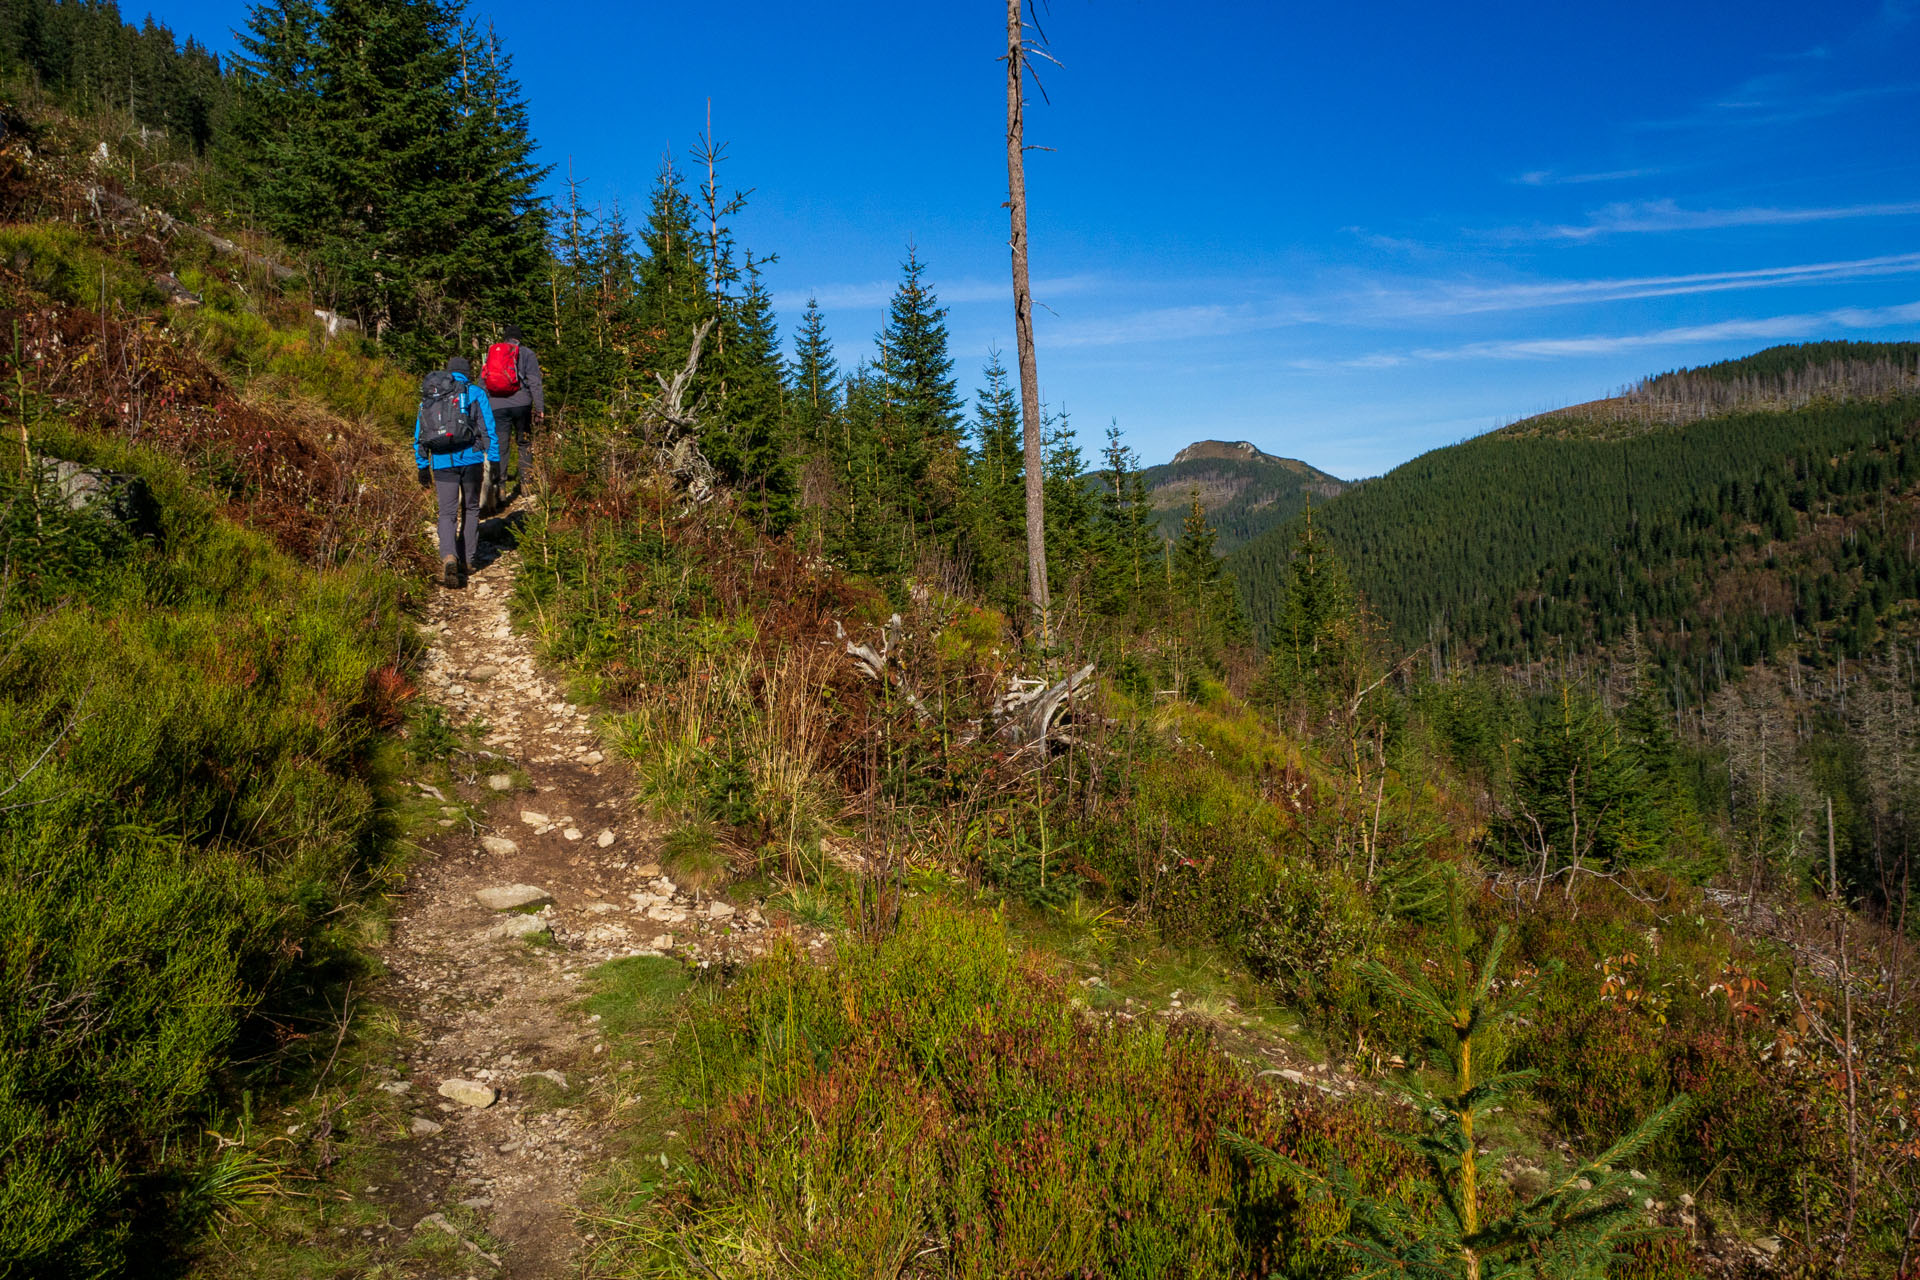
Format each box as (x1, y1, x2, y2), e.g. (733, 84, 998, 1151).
(1006, 0, 1050, 638)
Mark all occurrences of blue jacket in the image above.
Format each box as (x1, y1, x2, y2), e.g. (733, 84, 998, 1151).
(413, 373, 500, 471)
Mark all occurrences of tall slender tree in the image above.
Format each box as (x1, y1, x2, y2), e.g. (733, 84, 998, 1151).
(1005, 0, 1050, 633)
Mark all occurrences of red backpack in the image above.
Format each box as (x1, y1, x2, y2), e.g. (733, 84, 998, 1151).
(481, 340, 522, 396)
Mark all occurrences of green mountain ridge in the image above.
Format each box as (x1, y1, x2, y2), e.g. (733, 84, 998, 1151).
(1229, 342, 1920, 700)
(1136, 438, 1346, 552)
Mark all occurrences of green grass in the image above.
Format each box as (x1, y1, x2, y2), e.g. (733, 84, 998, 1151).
(0, 435, 415, 1275)
(591, 903, 1424, 1279)
(660, 818, 730, 893)
(581, 956, 698, 1252)
(0, 222, 163, 311)
(175, 273, 416, 434)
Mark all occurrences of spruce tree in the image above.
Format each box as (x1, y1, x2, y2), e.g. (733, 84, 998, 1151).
(1042, 408, 1095, 601)
(229, 0, 546, 361)
(226, 0, 324, 232)
(790, 297, 840, 455)
(1228, 890, 1691, 1280)
(1266, 502, 1366, 706)
(1095, 423, 1161, 616)
(964, 352, 1026, 604)
(1173, 492, 1220, 595)
(544, 197, 644, 416)
(832, 365, 907, 578)
(709, 259, 794, 529)
(443, 20, 549, 342)
(876, 247, 964, 534)
(633, 157, 711, 398)
(1495, 686, 1658, 895)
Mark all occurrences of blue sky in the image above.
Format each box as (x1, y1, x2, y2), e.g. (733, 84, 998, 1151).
(152, 0, 1920, 477)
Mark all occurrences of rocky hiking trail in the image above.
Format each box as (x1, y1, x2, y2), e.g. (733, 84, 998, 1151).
(354, 495, 775, 1279)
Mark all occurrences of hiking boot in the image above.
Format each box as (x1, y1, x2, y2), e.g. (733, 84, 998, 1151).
(441, 556, 460, 589)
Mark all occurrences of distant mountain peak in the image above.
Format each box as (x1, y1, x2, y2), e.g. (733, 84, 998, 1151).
(1171, 439, 1279, 465)
(1135, 441, 1346, 554)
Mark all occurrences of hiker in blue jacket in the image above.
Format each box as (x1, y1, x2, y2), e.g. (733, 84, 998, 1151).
(414, 355, 500, 589)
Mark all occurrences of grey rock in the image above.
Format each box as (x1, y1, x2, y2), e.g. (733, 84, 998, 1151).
(468, 664, 500, 681)
(378, 1080, 412, 1096)
(487, 774, 513, 791)
(520, 809, 549, 827)
(410, 1117, 444, 1136)
(480, 835, 518, 856)
(34, 456, 159, 534)
(475, 884, 551, 911)
(491, 914, 548, 940)
(596, 829, 616, 848)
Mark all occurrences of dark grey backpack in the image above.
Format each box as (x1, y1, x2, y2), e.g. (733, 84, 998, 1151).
(418, 371, 474, 453)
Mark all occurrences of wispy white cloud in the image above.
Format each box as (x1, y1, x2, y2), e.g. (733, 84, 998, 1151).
(1027, 254, 1920, 348)
(1307, 301, 1920, 368)
(1040, 302, 1273, 349)
(1357, 252, 1920, 318)
(1529, 197, 1920, 241)
(773, 274, 1096, 315)
(1341, 227, 1430, 253)
(1635, 80, 1920, 133)
(1513, 167, 1661, 186)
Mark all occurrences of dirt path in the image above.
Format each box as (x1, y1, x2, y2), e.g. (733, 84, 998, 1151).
(362, 497, 770, 1278)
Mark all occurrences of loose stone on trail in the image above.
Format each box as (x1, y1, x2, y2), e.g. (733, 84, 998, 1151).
(480, 835, 518, 856)
(596, 830, 615, 848)
(487, 774, 513, 792)
(437, 1078, 498, 1109)
(474, 884, 551, 911)
(520, 810, 549, 827)
(410, 1117, 444, 1136)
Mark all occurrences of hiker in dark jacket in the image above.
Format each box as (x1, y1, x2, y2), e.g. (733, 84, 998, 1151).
(480, 323, 545, 493)
(414, 355, 500, 589)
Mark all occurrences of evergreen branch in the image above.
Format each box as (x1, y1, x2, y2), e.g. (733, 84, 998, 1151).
(1360, 960, 1454, 1029)
(1219, 1130, 1325, 1193)
(1474, 925, 1511, 1005)
(1546, 1093, 1691, 1200)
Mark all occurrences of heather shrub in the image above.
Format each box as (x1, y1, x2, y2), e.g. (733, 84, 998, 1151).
(0, 444, 408, 1274)
(1515, 974, 1845, 1228)
(616, 903, 1425, 1278)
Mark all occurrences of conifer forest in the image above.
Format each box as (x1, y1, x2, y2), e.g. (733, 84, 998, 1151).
(1, 3, 1917, 1278)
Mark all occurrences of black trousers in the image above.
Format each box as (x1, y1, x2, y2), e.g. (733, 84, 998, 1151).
(433, 463, 483, 567)
(495, 404, 533, 481)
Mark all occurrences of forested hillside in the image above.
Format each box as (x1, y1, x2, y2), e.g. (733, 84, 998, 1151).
(1233, 344, 1920, 689)
(2, 4, 1914, 1279)
(1131, 438, 1346, 552)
